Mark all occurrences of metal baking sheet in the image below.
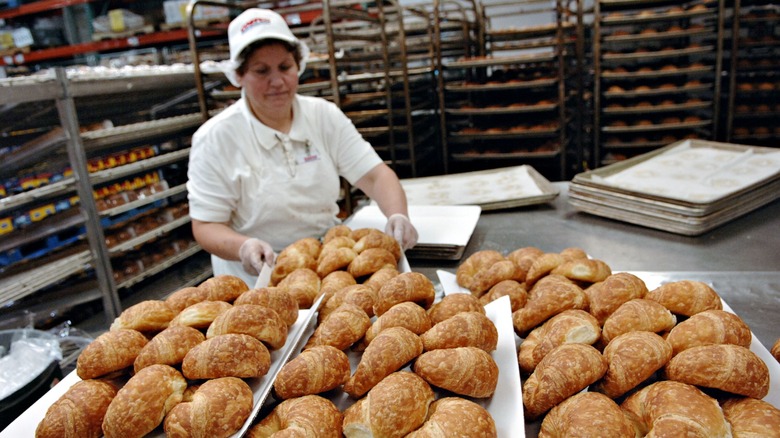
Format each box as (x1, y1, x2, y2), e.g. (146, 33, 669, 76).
(446, 103, 557, 115)
(601, 9, 712, 24)
(602, 27, 713, 43)
(450, 127, 559, 140)
(445, 78, 557, 92)
(445, 52, 556, 68)
(601, 65, 713, 79)
(602, 101, 711, 115)
(602, 46, 714, 61)
(603, 83, 711, 98)
(601, 119, 711, 133)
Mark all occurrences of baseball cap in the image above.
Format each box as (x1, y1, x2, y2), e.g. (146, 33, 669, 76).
(228, 8, 308, 67)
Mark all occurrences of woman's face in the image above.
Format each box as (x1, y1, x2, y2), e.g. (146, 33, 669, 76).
(237, 42, 299, 119)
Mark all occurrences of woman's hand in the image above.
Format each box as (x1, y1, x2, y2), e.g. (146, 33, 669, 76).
(239, 238, 276, 275)
(385, 213, 418, 250)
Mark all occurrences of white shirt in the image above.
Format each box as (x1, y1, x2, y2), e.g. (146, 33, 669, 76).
(187, 92, 382, 286)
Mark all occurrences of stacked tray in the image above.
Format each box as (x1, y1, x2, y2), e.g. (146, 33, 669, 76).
(568, 140, 780, 236)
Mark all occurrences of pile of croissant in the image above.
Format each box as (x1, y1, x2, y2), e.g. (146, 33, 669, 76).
(455, 246, 780, 437)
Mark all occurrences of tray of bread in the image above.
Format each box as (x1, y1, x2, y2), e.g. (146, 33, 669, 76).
(444, 77, 557, 92)
(601, 4, 712, 24)
(445, 52, 556, 69)
(602, 45, 714, 61)
(602, 100, 711, 115)
(601, 63, 712, 78)
(602, 24, 712, 42)
(446, 101, 557, 115)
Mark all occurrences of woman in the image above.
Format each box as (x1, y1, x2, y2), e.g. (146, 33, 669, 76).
(187, 8, 418, 287)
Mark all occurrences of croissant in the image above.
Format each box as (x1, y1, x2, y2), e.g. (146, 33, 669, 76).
(413, 346, 498, 398)
(621, 381, 731, 437)
(664, 343, 770, 399)
(585, 272, 648, 325)
(601, 298, 676, 344)
(318, 270, 357, 308)
(773, 337, 780, 362)
(169, 300, 233, 330)
(364, 302, 431, 345)
(249, 395, 343, 438)
(506, 246, 544, 280)
(363, 267, 400, 293)
(406, 397, 497, 438)
(518, 323, 542, 375)
(479, 279, 528, 311)
(318, 235, 356, 264)
(350, 227, 380, 241)
(35, 380, 118, 438)
(316, 246, 358, 278)
(521, 309, 600, 374)
(165, 286, 208, 313)
(538, 391, 635, 438)
(77, 329, 148, 380)
(323, 224, 353, 243)
(206, 304, 287, 350)
(353, 230, 402, 261)
(522, 343, 607, 420)
(720, 396, 780, 437)
(102, 364, 187, 438)
(198, 274, 250, 302)
(133, 325, 205, 373)
(645, 280, 722, 316)
(513, 275, 587, 337)
(271, 252, 317, 286)
(164, 377, 253, 438)
(109, 300, 175, 333)
(551, 258, 612, 284)
(278, 267, 321, 309)
(468, 259, 524, 297)
(305, 303, 370, 351)
(344, 326, 423, 398)
(374, 272, 436, 316)
(666, 309, 752, 356)
(455, 250, 505, 291)
(182, 333, 271, 379)
(426, 293, 485, 326)
(273, 345, 351, 399)
(342, 371, 434, 438)
(278, 237, 322, 260)
(592, 331, 672, 399)
(524, 253, 568, 287)
(348, 247, 397, 278)
(319, 284, 377, 323)
(233, 287, 299, 326)
(560, 247, 588, 260)
(420, 311, 498, 353)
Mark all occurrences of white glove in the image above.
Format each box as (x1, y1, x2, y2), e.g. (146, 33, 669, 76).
(385, 213, 418, 251)
(238, 238, 276, 276)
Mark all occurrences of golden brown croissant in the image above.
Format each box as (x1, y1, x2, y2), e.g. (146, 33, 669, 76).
(206, 304, 288, 350)
(353, 230, 402, 261)
(164, 377, 253, 438)
(233, 286, 299, 326)
(518, 323, 542, 375)
(426, 292, 485, 326)
(199, 274, 250, 302)
(664, 343, 770, 399)
(592, 331, 672, 399)
(271, 252, 317, 286)
(524, 252, 569, 287)
(456, 250, 505, 291)
(323, 224, 353, 243)
(249, 395, 343, 438)
(364, 302, 431, 345)
(420, 311, 498, 353)
(363, 267, 400, 293)
(305, 303, 370, 351)
(513, 275, 587, 337)
(318, 235, 356, 263)
(406, 397, 497, 438)
(350, 227, 380, 242)
(468, 259, 524, 297)
(520, 309, 601, 374)
(278, 237, 322, 260)
(316, 246, 358, 278)
(645, 280, 722, 316)
(374, 272, 436, 316)
(522, 343, 607, 420)
(319, 283, 377, 323)
(585, 272, 648, 324)
(109, 300, 176, 333)
(35, 379, 118, 438)
(506, 246, 544, 280)
(773, 337, 780, 362)
(620, 380, 731, 437)
(342, 371, 434, 438)
(559, 247, 588, 260)
(479, 279, 528, 311)
(277, 267, 321, 309)
(273, 345, 351, 400)
(169, 300, 233, 330)
(721, 396, 780, 437)
(77, 329, 148, 380)
(165, 286, 209, 313)
(133, 325, 205, 373)
(538, 391, 635, 438)
(601, 298, 676, 344)
(413, 346, 499, 398)
(344, 326, 423, 398)
(102, 364, 187, 438)
(318, 270, 357, 308)
(348, 247, 397, 278)
(551, 257, 612, 284)
(182, 333, 271, 379)
(666, 309, 752, 356)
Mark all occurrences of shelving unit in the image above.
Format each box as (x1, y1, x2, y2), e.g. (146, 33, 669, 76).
(0, 65, 211, 328)
(593, 0, 725, 165)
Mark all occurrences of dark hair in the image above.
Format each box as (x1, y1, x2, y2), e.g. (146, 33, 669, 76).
(236, 39, 302, 74)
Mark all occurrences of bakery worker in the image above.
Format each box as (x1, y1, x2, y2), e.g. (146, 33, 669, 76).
(187, 8, 418, 287)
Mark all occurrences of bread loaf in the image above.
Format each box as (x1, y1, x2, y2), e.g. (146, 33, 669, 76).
(165, 286, 209, 313)
(520, 309, 601, 374)
(513, 275, 587, 337)
(585, 272, 648, 324)
(342, 371, 434, 438)
(273, 345, 350, 399)
(592, 331, 672, 399)
(348, 247, 397, 278)
(133, 325, 205, 373)
(35, 380, 118, 438)
(645, 280, 722, 316)
(77, 329, 148, 380)
(620, 381, 731, 437)
(426, 293, 484, 325)
(344, 327, 423, 398)
(169, 300, 232, 330)
(305, 303, 370, 351)
(406, 397, 497, 438)
(721, 396, 780, 437)
(601, 298, 676, 344)
(102, 364, 187, 438)
(522, 343, 607, 419)
(538, 391, 634, 438)
(364, 301, 431, 345)
(164, 377, 253, 438)
(666, 309, 752, 356)
(277, 268, 321, 309)
(233, 287, 299, 326)
(249, 395, 343, 438)
(479, 279, 527, 311)
(182, 333, 271, 379)
(420, 311, 498, 353)
(374, 272, 436, 316)
(664, 343, 770, 399)
(413, 347, 498, 398)
(206, 304, 288, 350)
(109, 300, 175, 333)
(199, 274, 250, 302)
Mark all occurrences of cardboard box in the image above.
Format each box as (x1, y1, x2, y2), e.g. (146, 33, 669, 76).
(163, 0, 229, 25)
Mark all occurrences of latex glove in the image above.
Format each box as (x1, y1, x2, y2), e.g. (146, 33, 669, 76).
(385, 213, 418, 251)
(239, 238, 276, 276)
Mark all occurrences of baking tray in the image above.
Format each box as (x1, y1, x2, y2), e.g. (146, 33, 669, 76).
(445, 52, 556, 68)
(601, 8, 712, 24)
(602, 26, 713, 43)
(602, 45, 714, 61)
(603, 83, 711, 98)
(446, 103, 557, 115)
(602, 101, 711, 115)
(601, 119, 711, 133)
(450, 127, 559, 140)
(601, 65, 713, 79)
(445, 78, 557, 92)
